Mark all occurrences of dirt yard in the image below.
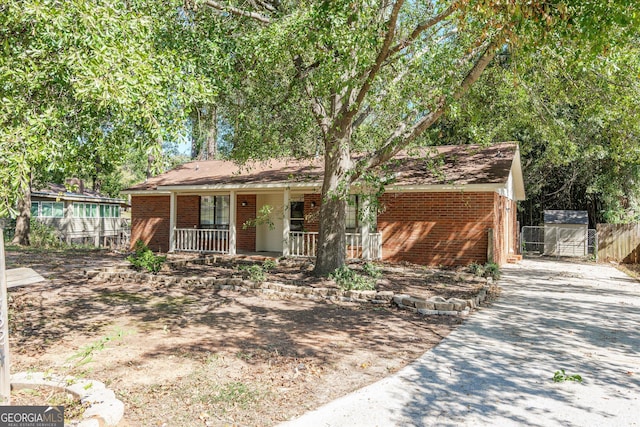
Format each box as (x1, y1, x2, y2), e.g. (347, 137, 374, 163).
(6, 249, 487, 426)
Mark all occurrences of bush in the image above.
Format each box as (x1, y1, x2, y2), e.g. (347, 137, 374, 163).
(239, 264, 266, 283)
(468, 261, 501, 280)
(127, 240, 166, 274)
(262, 259, 277, 271)
(29, 220, 66, 249)
(330, 266, 376, 291)
(483, 262, 501, 280)
(468, 262, 485, 277)
(362, 262, 382, 279)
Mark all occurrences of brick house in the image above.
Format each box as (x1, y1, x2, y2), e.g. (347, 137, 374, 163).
(123, 143, 525, 266)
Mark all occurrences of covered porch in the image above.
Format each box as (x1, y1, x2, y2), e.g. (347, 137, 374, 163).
(166, 187, 382, 260)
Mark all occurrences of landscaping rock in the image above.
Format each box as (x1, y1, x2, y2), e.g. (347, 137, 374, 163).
(393, 294, 410, 305)
(376, 291, 394, 301)
(448, 298, 467, 311)
(434, 302, 454, 311)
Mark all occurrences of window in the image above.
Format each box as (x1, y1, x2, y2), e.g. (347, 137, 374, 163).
(200, 196, 230, 229)
(346, 195, 377, 233)
(73, 203, 98, 218)
(99, 204, 121, 218)
(33, 201, 64, 218)
(346, 195, 359, 231)
(290, 201, 304, 231)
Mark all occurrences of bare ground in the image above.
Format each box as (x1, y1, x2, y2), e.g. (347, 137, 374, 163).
(6, 249, 487, 426)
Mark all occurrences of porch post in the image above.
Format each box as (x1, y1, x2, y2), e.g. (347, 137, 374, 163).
(169, 191, 177, 252)
(360, 196, 370, 260)
(282, 188, 290, 256)
(229, 190, 237, 255)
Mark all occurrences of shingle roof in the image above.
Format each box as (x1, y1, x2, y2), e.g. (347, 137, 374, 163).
(125, 142, 520, 192)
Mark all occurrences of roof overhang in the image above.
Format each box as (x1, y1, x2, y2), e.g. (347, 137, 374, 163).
(124, 182, 511, 196)
(32, 191, 126, 205)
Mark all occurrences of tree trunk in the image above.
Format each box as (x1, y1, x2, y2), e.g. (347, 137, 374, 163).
(191, 103, 218, 160)
(190, 106, 201, 160)
(205, 104, 218, 160)
(313, 137, 352, 276)
(11, 185, 31, 246)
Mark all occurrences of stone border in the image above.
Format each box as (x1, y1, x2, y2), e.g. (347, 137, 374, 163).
(392, 281, 491, 317)
(11, 372, 124, 427)
(88, 266, 494, 317)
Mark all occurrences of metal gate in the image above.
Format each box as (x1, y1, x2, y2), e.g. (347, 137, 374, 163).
(521, 226, 597, 258)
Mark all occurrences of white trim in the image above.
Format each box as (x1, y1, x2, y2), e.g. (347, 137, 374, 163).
(128, 182, 508, 196)
(32, 192, 125, 204)
(157, 182, 321, 191)
(385, 183, 505, 193)
(169, 192, 177, 252)
(282, 188, 290, 256)
(360, 197, 370, 260)
(123, 190, 172, 196)
(511, 145, 526, 200)
(229, 191, 237, 255)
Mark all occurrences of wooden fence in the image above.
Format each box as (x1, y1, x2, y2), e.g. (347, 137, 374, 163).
(597, 223, 640, 263)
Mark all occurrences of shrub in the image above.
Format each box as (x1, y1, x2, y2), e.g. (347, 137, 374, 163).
(468, 261, 501, 280)
(127, 240, 166, 274)
(483, 262, 501, 280)
(240, 264, 266, 283)
(262, 259, 277, 271)
(29, 220, 66, 249)
(362, 262, 382, 279)
(468, 262, 485, 277)
(330, 266, 376, 291)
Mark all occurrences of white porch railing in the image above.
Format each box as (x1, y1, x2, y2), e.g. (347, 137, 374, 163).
(174, 228, 229, 253)
(289, 232, 382, 260)
(173, 228, 381, 259)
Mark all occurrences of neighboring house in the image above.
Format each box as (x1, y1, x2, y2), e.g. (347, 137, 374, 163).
(543, 210, 590, 257)
(123, 143, 525, 266)
(31, 181, 129, 246)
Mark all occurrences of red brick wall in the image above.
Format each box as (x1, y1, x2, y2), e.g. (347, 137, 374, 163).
(130, 195, 170, 252)
(237, 195, 256, 252)
(377, 192, 495, 266)
(177, 196, 200, 228)
(132, 190, 512, 265)
(303, 194, 321, 232)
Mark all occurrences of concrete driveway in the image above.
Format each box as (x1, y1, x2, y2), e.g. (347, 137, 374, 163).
(279, 258, 640, 426)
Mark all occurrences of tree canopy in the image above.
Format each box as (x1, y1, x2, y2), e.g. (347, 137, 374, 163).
(432, 38, 640, 225)
(200, 0, 639, 274)
(0, 0, 227, 242)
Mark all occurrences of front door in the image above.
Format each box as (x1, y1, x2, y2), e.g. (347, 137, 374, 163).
(255, 194, 284, 252)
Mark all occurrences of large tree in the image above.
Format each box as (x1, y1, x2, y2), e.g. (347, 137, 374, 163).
(0, 0, 223, 244)
(200, 0, 637, 275)
(431, 38, 640, 226)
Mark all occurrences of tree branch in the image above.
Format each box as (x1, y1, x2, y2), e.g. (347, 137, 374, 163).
(294, 57, 330, 136)
(387, 3, 457, 57)
(202, 0, 271, 24)
(350, 34, 504, 182)
(335, 0, 405, 132)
